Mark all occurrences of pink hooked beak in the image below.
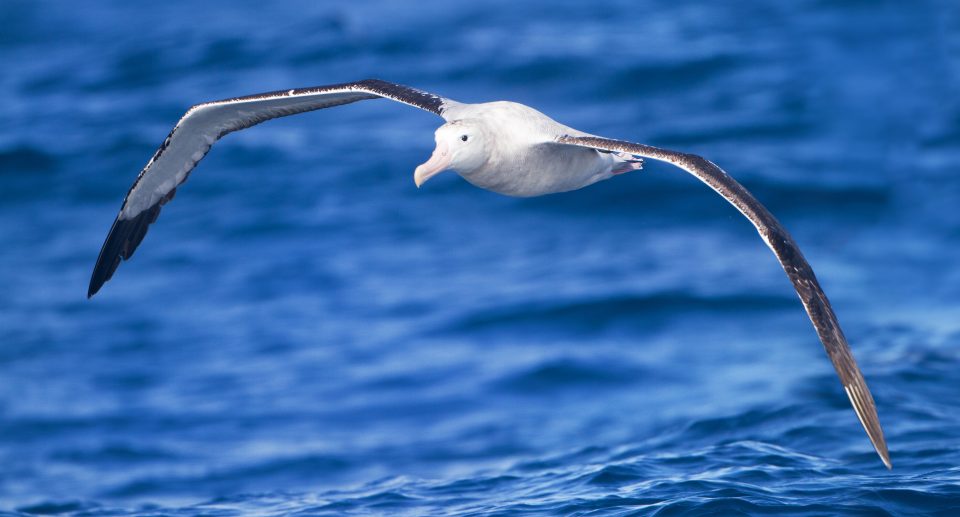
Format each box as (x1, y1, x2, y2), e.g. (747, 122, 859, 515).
(414, 141, 451, 187)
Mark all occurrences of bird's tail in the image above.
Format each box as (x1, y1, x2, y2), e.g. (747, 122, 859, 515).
(611, 152, 643, 175)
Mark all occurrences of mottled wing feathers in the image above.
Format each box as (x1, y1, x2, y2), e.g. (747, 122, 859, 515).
(557, 135, 891, 469)
(88, 79, 449, 298)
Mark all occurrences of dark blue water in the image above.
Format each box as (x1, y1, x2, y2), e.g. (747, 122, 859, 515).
(2, 0, 959, 514)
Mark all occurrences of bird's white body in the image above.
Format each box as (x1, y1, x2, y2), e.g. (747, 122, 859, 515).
(434, 100, 638, 196)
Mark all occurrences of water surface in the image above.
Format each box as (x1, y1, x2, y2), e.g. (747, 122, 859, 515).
(1, 0, 959, 514)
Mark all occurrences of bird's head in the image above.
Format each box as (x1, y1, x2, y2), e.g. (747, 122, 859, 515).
(414, 120, 487, 187)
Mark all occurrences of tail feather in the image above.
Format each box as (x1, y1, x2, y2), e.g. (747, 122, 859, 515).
(612, 152, 643, 175)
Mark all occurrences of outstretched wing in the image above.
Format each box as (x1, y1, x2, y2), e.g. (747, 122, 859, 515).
(88, 79, 454, 298)
(557, 135, 891, 469)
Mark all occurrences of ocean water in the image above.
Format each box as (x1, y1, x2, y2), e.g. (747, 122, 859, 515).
(1, 0, 959, 514)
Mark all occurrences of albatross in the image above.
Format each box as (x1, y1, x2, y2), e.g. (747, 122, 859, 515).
(87, 79, 890, 468)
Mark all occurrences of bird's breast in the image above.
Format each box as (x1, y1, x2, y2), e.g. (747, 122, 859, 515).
(459, 143, 614, 197)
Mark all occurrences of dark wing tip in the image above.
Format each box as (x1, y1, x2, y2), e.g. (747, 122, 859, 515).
(87, 202, 164, 298)
(844, 374, 892, 469)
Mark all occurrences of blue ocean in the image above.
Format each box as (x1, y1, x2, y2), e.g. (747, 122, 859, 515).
(2, 0, 959, 514)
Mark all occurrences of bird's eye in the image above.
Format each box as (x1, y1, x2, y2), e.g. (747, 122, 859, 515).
(460, 134, 468, 142)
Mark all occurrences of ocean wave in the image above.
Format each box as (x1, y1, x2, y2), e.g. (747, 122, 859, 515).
(490, 356, 655, 394)
(0, 145, 59, 175)
(443, 292, 795, 336)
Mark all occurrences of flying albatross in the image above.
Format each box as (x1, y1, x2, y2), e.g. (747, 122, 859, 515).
(87, 79, 890, 468)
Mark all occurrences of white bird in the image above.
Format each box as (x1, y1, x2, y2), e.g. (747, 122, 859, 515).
(88, 79, 890, 468)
